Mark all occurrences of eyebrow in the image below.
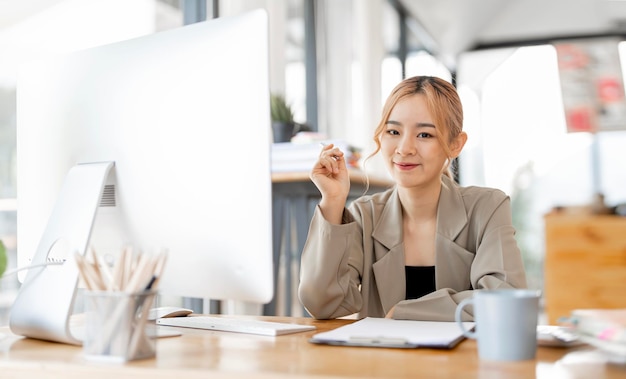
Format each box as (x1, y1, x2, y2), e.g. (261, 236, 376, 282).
(386, 120, 436, 128)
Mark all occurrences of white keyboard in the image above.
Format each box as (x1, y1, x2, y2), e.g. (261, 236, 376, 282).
(156, 316, 316, 336)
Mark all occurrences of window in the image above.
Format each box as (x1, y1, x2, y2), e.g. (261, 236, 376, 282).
(458, 44, 626, 290)
(0, 0, 182, 302)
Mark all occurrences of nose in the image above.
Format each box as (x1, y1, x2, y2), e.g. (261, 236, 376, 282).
(395, 135, 416, 156)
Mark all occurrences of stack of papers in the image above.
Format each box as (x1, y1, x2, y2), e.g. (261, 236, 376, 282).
(271, 140, 356, 172)
(568, 308, 626, 363)
(310, 317, 475, 349)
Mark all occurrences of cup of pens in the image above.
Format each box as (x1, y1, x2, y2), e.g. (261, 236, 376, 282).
(76, 248, 167, 363)
(83, 290, 157, 362)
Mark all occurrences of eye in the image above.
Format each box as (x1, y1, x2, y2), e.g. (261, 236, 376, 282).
(386, 129, 400, 136)
(417, 132, 433, 138)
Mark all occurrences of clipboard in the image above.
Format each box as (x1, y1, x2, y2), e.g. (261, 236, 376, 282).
(310, 317, 475, 349)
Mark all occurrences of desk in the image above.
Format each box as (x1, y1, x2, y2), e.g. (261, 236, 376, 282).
(1, 316, 625, 378)
(267, 170, 393, 316)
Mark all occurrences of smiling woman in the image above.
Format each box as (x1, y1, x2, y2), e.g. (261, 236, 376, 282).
(298, 76, 528, 322)
(378, 94, 465, 193)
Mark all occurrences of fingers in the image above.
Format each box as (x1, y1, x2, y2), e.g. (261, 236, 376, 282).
(317, 143, 345, 175)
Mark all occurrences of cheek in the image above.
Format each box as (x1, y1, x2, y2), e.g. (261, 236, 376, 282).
(381, 145, 394, 160)
(380, 137, 394, 156)
(428, 145, 450, 161)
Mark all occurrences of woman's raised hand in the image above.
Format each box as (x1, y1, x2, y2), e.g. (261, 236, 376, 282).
(310, 143, 350, 223)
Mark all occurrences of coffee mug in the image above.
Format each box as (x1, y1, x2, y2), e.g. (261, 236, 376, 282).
(455, 289, 541, 361)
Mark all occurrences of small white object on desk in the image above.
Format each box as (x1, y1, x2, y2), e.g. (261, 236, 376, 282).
(536, 325, 582, 347)
(157, 315, 316, 336)
(148, 307, 193, 320)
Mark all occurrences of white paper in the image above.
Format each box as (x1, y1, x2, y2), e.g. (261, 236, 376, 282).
(311, 317, 475, 348)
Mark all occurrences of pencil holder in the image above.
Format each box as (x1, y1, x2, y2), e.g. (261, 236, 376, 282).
(83, 290, 157, 362)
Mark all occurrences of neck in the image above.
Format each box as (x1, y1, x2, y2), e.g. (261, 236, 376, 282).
(397, 180, 441, 222)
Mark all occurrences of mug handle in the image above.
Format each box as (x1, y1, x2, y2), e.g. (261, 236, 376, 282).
(455, 297, 477, 339)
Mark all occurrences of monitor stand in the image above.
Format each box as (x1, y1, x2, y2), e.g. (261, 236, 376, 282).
(9, 161, 114, 345)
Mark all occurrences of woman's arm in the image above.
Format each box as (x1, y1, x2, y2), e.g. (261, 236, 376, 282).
(298, 206, 365, 319)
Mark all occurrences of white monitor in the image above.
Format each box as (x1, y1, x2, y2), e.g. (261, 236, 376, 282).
(11, 10, 273, 344)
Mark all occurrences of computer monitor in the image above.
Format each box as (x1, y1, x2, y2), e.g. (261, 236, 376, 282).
(11, 9, 273, 344)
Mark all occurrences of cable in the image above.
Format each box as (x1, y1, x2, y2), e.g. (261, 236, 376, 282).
(3, 258, 66, 277)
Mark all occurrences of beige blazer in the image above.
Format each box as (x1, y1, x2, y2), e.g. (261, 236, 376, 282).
(298, 175, 528, 321)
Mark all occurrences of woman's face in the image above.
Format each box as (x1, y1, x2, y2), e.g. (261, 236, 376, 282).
(380, 94, 449, 190)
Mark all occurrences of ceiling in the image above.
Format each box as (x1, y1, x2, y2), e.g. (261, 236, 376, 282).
(399, 0, 626, 67)
(5, 0, 626, 70)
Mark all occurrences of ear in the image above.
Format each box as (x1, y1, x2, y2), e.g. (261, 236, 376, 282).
(450, 131, 467, 158)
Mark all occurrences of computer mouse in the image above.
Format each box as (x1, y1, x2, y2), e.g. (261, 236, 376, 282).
(148, 306, 193, 320)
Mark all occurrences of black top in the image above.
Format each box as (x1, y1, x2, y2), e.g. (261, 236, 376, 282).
(405, 266, 436, 300)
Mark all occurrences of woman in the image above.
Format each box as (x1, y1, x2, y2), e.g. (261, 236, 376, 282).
(298, 76, 527, 321)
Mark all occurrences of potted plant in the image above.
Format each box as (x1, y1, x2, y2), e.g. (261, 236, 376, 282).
(0, 240, 6, 278)
(270, 93, 296, 143)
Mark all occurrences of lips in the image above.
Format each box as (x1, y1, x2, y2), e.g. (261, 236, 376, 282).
(394, 162, 419, 170)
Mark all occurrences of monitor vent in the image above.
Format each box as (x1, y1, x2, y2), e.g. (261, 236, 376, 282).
(99, 185, 116, 207)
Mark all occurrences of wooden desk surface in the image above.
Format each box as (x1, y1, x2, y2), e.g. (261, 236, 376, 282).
(1, 316, 625, 379)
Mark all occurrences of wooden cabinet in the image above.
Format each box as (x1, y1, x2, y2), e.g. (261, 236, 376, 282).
(544, 213, 626, 324)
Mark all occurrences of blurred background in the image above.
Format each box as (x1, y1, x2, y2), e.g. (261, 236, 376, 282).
(0, 0, 625, 321)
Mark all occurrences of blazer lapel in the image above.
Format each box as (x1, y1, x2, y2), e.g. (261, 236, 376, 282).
(436, 175, 468, 241)
(435, 176, 470, 289)
(371, 188, 403, 252)
(369, 177, 470, 312)
(371, 189, 406, 313)
(371, 179, 467, 251)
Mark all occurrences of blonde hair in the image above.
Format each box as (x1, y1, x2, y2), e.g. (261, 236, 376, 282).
(367, 76, 463, 178)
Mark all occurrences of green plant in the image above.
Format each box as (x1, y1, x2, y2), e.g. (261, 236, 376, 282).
(270, 94, 294, 124)
(0, 240, 6, 278)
